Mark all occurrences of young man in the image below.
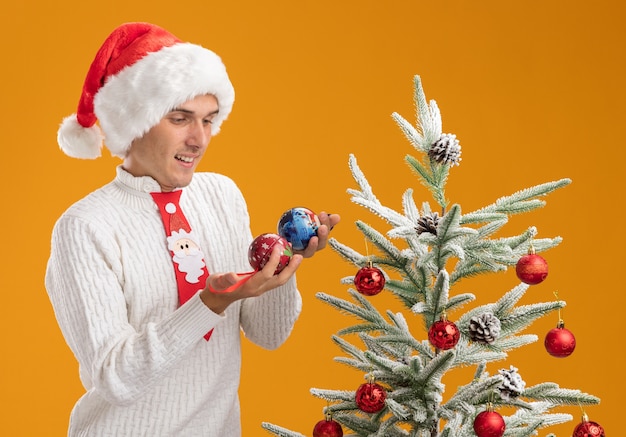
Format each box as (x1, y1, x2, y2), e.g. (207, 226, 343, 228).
(46, 22, 339, 436)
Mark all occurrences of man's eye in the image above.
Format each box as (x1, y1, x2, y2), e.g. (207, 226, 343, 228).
(169, 115, 189, 124)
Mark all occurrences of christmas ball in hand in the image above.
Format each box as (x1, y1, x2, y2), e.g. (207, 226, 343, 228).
(572, 419, 605, 437)
(354, 266, 386, 296)
(473, 410, 506, 437)
(428, 318, 460, 350)
(312, 418, 343, 437)
(355, 382, 386, 413)
(515, 253, 548, 285)
(248, 233, 293, 274)
(544, 323, 576, 357)
(277, 207, 320, 251)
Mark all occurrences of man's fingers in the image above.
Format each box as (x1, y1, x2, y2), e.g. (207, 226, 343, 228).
(209, 272, 239, 292)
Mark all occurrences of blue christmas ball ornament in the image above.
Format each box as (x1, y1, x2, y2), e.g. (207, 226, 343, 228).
(277, 207, 320, 251)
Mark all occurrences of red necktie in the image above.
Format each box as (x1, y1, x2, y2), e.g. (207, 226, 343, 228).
(151, 191, 212, 341)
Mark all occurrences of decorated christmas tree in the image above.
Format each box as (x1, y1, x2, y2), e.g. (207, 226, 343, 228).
(262, 76, 602, 437)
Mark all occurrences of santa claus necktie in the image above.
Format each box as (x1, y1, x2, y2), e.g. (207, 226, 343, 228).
(151, 190, 213, 341)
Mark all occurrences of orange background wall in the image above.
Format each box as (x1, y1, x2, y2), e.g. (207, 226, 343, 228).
(1, 1, 623, 435)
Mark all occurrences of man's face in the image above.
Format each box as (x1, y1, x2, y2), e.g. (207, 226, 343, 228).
(123, 94, 219, 192)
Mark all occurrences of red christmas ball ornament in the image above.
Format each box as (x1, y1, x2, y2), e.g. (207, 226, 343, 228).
(544, 321, 576, 357)
(354, 265, 386, 296)
(355, 382, 387, 413)
(473, 410, 506, 437)
(312, 416, 343, 437)
(248, 233, 293, 274)
(572, 414, 605, 437)
(515, 246, 548, 285)
(428, 317, 460, 350)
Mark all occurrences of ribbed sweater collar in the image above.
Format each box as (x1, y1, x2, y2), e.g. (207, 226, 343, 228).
(110, 165, 184, 209)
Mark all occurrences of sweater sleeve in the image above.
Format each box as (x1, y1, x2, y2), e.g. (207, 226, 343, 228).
(240, 277, 303, 350)
(45, 214, 223, 406)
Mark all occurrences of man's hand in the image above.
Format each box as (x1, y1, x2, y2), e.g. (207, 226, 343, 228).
(296, 211, 341, 258)
(199, 211, 339, 314)
(199, 246, 303, 314)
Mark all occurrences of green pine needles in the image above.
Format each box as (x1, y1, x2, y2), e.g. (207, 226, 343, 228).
(262, 76, 599, 437)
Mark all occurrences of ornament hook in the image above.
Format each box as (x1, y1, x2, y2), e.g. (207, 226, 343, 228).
(364, 237, 373, 268)
(553, 290, 564, 325)
(577, 397, 589, 422)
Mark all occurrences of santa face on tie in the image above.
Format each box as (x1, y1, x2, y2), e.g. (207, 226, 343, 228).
(167, 229, 206, 284)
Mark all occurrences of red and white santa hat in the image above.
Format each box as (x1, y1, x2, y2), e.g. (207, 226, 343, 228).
(58, 22, 235, 159)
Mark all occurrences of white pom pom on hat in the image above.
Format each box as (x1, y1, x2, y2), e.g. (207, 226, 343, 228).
(58, 115, 105, 159)
(58, 22, 235, 159)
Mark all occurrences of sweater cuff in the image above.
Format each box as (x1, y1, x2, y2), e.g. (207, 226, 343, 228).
(168, 292, 224, 340)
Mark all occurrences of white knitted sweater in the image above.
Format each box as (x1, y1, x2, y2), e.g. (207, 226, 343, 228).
(45, 166, 302, 436)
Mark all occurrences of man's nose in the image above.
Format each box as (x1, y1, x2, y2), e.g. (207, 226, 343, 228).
(188, 120, 211, 146)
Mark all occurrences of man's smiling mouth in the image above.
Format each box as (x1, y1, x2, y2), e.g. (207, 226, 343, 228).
(175, 155, 194, 163)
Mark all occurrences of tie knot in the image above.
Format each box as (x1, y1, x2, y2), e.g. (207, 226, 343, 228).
(150, 191, 190, 234)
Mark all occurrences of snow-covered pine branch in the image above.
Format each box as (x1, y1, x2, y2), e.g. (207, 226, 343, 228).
(261, 423, 306, 437)
(464, 178, 572, 219)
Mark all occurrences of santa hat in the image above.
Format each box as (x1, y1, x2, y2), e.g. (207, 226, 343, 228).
(58, 22, 235, 159)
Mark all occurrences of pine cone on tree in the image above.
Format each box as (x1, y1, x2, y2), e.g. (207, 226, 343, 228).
(498, 366, 526, 400)
(416, 212, 440, 236)
(428, 133, 462, 166)
(468, 312, 501, 345)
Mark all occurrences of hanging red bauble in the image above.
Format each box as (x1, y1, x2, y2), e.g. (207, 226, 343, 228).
(544, 321, 576, 357)
(515, 246, 548, 285)
(312, 416, 343, 437)
(354, 265, 386, 296)
(572, 414, 605, 437)
(428, 317, 460, 350)
(355, 382, 387, 413)
(473, 410, 506, 437)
